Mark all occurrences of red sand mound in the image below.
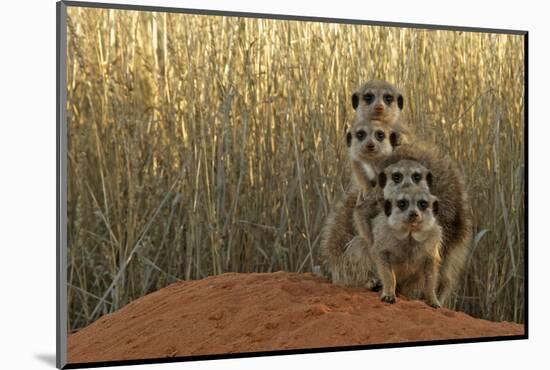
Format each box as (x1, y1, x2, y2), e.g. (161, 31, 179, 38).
(68, 272, 523, 364)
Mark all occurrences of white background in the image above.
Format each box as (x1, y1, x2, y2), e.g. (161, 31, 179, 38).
(0, 0, 544, 369)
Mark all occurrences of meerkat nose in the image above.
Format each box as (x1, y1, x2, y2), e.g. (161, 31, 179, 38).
(408, 210, 419, 221)
(366, 142, 375, 151)
(374, 104, 384, 113)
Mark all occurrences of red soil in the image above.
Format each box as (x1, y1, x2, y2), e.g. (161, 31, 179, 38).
(67, 272, 523, 364)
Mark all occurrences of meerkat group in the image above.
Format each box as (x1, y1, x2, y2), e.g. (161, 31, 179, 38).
(319, 79, 473, 308)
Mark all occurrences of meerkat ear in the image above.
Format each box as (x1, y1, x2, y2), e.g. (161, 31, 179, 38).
(426, 172, 433, 189)
(378, 172, 387, 188)
(346, 131, 352, 147)
(352, 93, 359, 110)
(390, 132, 401, 147)
(384, 200, 392, 216)
(397, 94, 404, 110)
(432, 200, 439, 215)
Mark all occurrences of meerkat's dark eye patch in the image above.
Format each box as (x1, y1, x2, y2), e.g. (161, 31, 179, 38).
(352, 93, 359, 110)
(384, 200, 392, 216)
(356, 130, 366, 141)
(426, 172, 433, 188)
(397, 94, 404, 110)
(389, 132, 401, 147)
(383, 94, 394, 105)
(364, 93, 375, 105)
(378, 172, 387, 188)
(346, 132, 352, 147)
(375, 130, 386, 142)
(397, 199, 409, 210)
(433, 200, 439, 214)
(391, 172, 403, 184)
(418, 200, 428, 211)
(412, 172, 422, 183)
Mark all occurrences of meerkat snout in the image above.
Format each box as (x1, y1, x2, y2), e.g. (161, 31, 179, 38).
(408, 210, 419, 222)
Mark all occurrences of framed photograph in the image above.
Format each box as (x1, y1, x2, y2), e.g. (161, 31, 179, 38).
(57, 1, 527, 368)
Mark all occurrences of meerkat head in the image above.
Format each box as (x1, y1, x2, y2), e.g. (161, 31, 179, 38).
(383, 187, 439, 238)
(346, 120, 403, 162)
(378, 160, 433, 198)
(351, 80, 404, 125)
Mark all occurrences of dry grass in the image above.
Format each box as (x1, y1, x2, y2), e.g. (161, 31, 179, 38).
(65, 7, 525, 331)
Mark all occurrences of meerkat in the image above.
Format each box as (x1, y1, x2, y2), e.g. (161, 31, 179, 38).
(351, 80, 404, 126)
(376, 142, 473, 306)
(346, 119, 407, 193)
(365, 186, 442, 307)
(319, 119, 411, 288)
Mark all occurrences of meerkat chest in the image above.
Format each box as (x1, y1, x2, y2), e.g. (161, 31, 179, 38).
(361, 161, 377, 182)
(385, 237, 429, 264)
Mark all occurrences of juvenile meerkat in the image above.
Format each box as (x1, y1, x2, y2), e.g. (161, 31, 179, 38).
(318, 119, 407, 289)
(346, 119, 407, 192)
(352, 80, 404, 126)
(366, 186, 442, 307)
(377, 143, 473, 306)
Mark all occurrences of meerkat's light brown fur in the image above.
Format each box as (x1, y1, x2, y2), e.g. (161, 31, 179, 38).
(366, 187, 442, 307)
(319, 191, 379, 289)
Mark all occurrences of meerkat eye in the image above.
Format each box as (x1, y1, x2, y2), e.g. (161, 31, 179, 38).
(418, 200, 428, 210)
(391, 172, 403, 184)
(364, 93, 375, 105)
(397, 199, 408, 210)
(375, 130, 386, 142)
(412, 173, 422, 183)
(383, 94, 394, 105)
(356, 130, 366, 141)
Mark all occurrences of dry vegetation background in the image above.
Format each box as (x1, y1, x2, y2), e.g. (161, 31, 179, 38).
(66, 7, 525, 332)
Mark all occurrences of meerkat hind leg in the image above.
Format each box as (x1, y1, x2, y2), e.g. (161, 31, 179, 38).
(423, 258, 441, 308)
(375, 251, 397, 303)
(438, 245, 469, 307)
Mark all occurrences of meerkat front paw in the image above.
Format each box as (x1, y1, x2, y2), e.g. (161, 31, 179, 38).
(427, 299, 441, 309)
(366, 277, 382, 291)
(380, 293, 396, 304)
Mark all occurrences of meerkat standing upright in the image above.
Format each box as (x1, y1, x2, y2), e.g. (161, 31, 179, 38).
(319, 81, 411, 286)
(365, 186, 443, 307)
(376, 144, 473, 306)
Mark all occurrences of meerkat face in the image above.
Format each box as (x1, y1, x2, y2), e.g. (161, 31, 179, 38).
(384, 187, 439, 236)
(351, 80, 404, 124)
(346, 120, 402, 162)
(378, 160, 433, 198)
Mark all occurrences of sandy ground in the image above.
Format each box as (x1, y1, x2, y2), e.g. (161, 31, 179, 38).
(67, 272, 523, 364)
